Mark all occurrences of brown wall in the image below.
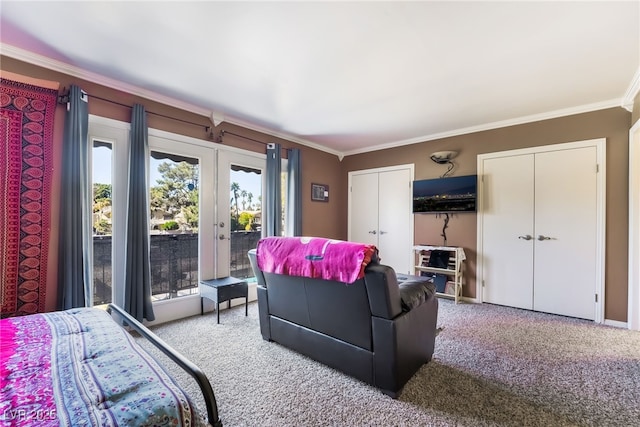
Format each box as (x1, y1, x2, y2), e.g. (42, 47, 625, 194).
(2, 56, 633, 322)
(2, 56, 343, 312)
(341, 108, 631, 322)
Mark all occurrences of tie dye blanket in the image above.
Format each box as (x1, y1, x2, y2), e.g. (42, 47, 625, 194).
(256, 236, 377, 284)
(0, 308, 208, 427)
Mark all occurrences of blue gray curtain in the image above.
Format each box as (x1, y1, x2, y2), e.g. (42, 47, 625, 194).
(123, 104, 155, 322)
(265, 143, 282, 237)
(57, 85, 91, 309)
(286, 148, 302, 236)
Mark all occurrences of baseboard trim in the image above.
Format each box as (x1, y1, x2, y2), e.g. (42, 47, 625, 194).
(604, 319, 628, 329)
(456, 301, 629, 328)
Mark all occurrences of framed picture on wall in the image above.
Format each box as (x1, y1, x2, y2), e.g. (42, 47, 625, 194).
(311, 183, 329, 202)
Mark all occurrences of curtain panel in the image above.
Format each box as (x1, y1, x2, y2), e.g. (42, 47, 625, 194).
(286, 148, 302, 236)
(57, 85, 91, 310)
(123, 104, 155, 322)
(264, 143, 282, 237)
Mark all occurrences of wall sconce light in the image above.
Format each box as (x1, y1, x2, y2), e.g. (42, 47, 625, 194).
(430, 150, 458, 164)
(430, 150, 458, 177)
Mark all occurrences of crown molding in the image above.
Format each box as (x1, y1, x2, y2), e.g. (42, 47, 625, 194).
(342, 98, 623, 157)
(1, 43, 212, 117)
(1, 43, 342, 158)
(218, 116, 343, 159)
(622, 66, 640, 112)
(2, 43, 634, 160)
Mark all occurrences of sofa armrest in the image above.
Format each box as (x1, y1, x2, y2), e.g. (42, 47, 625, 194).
(256, 285, 271, 341)
(249, 249, 272, 341)
(248, 249, 266, 288)
(364, 264, 403, 319)
(371, 294, 438, 397)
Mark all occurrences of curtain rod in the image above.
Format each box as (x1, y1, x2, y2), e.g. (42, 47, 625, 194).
(58, 89, 211, 132)
(220, 130, 266, 145)
(220, 130, 289, 154)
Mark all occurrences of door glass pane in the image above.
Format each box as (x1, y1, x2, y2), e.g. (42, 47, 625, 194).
(149, 151, 200, 300)
(229, 165, 262, 279)
(92, 141, 113, 306)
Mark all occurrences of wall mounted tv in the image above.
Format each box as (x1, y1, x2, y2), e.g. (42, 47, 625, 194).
(413, 175, 478, 213)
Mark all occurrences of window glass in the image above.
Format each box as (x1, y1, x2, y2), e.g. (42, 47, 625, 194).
(92, 141, 113, 306)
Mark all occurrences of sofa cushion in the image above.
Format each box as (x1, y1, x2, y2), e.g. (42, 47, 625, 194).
(399, 279, 436, 312)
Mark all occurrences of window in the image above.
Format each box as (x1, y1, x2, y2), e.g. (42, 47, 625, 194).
(92, 141, 113, 306)
(148, 151, 200, 300)
(229, 165, 262, 278)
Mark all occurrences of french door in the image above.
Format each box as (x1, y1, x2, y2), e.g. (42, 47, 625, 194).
(216, 149, 266, 280)
(147, 131, 215, 322)
(89, 116, 272, 322)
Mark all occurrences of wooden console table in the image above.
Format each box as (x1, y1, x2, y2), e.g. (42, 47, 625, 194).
(413, 245, 466, 304)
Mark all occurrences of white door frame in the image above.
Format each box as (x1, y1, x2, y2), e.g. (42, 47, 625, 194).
(629, 120, 640, 331)
(477, 139, 606, 323)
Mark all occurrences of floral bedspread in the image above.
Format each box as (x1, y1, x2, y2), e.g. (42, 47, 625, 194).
(0, 308, 208, 427)
(256, 236, 377, 284)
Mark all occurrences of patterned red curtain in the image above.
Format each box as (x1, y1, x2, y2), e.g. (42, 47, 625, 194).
(1, 72, 58, 317)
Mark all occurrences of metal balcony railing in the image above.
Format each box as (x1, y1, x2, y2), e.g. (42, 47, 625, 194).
(230, 230, 262, 280)
(93, 231, 261, 306)
(149, 233, 199, 300)
(93, 235, 113, 305)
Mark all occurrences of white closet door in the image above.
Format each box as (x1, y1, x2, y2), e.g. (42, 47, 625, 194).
(378, 168, 412, 274)
(348, 166, 413, 274)
(349, 172, 379, 247)
(482, 154, 535, 309)
(533, 147, 598, 320)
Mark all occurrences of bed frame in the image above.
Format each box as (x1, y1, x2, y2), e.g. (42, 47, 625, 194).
(107, 304, 222, 427)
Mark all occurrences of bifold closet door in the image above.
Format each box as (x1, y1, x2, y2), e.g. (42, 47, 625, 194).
(481, 145, 599, 320)
(533, 146, 598, 320)
(377, 168, 412, 274)
(349, 167, 412, 274)
(481, 154, 535, 309)
(349, 172, 379, 247)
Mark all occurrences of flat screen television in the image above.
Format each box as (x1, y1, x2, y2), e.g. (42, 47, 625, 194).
(413, 174, 477, 213)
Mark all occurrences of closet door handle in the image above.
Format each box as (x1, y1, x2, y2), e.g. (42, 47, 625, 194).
(537, 235, 552, 241)
(368, 230, 377, 235)
(380, 231, 387, 235)
(518, 235, 533, 241)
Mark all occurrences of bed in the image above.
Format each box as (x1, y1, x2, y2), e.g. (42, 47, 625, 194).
(0, 304, 222, 427)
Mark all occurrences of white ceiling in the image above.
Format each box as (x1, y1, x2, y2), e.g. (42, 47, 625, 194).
(1, 1, 638, 156)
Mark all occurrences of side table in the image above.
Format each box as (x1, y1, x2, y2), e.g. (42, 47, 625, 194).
(200, 277, 248, 324)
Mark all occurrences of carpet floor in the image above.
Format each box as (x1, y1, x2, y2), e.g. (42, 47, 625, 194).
(137, 299, 640, 427)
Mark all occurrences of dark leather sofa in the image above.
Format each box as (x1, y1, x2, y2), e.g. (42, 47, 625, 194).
(248, 248, 438, 398)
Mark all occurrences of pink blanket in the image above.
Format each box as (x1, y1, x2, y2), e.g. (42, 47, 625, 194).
(256, 237, 377, 284)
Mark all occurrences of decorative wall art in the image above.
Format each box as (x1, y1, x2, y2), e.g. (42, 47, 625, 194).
(1, 72, 58, 317)
(311, 183, 329, 202)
